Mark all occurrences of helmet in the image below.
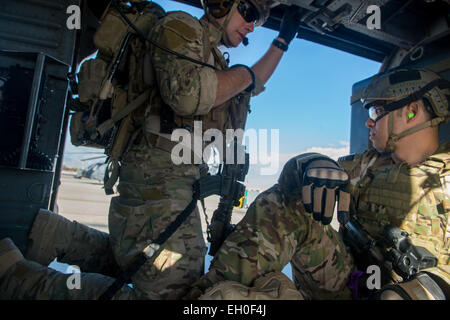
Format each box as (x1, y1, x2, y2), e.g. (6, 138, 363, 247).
(361, 68, 450, 152)
(362, 68, 450, 120)
(201, 0, 272, 27)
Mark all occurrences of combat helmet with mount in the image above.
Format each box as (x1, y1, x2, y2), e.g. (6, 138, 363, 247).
(361, 68, 450, 152)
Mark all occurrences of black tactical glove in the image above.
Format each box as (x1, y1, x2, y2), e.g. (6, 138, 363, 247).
(278, 6, 302, 45)
(301, 158, 350, 225)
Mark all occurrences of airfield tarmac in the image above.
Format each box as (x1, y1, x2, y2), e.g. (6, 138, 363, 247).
(50, 172, 255, 275)
(51, 172, 339, 279)
(55, 172, 247, 241)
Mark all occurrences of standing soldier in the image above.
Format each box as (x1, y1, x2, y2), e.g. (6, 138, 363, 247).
(0, 0, 301, 299)
(107, 0, 301, 300)
(187, 68, 450, 300)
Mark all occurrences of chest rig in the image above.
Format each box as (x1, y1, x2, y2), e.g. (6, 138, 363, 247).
(351, 147, 450, 263)
(143, 20, 251, 152)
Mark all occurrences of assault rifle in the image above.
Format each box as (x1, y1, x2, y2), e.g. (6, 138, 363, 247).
(342, 216, 438, 282)
(194, 137, 249, 256)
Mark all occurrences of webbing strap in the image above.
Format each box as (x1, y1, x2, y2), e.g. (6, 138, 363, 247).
(385, 112, 396, 152)
(386, 115, 445, 152)
(104, 159, 120, 195)
(98, 189, 199, 300)
(97, 90, 150, 136)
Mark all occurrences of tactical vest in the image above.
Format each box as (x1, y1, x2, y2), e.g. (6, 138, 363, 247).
(70, 6, 251, 192)
(143, 14, 251, 156)
(351, 145, 450, 278)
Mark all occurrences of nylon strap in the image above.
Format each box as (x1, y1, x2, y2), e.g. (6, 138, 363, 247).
(385, 114, 445, 153)
(98, 188, 199, 300)
(104, 159, 120, 195)
(147, 132, 181, 153)
(97, 90, 150, 136)
(385, 112, 396, 152)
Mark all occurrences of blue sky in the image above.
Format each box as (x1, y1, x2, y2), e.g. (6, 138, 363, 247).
(64, 0, 381, 189)
(151, 0, 381, 187)
(158, 0, 380, 148)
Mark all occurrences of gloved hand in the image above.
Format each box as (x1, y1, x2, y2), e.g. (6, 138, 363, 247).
(301, 158, 350, 225)
(278, 6, 302, 45)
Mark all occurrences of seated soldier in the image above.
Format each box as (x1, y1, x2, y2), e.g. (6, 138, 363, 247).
(187, 67, 450, 300)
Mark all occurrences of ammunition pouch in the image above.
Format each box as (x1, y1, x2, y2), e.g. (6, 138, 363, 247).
(70, 90, 150, 150)
(77, 58, 109, 106)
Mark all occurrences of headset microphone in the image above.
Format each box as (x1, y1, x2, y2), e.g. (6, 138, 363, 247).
(243, 37, 249, 46)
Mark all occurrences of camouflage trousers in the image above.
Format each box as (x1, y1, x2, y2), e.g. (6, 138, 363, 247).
(0, 215, 135, 299)
(0, 142, 206, 299)
(109, 142, 206, 299)
(192, 185, 355, 300)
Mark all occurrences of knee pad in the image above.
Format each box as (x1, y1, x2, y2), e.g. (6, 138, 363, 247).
(25, 209, 72, 265)
(375, 273, 446, 300)
(199, 272, 304, 300)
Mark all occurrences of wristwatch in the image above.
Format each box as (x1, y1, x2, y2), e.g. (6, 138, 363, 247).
(272, 39, 288, 52)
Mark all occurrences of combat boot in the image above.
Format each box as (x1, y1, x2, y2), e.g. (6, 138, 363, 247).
(0, 237, 136, 300)
(26, 209, 121, 277)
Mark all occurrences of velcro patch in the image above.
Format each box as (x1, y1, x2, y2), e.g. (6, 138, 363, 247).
(158, 20, 197, 51)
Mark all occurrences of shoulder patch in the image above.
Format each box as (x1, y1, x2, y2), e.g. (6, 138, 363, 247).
(165, 19, 197, 41)
(155, 11, 202, 51)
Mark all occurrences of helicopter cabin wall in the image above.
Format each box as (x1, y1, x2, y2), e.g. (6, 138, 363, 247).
(0, 0, 79, 252)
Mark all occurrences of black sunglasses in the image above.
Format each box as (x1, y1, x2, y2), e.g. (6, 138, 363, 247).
(237, 1, 259, 24)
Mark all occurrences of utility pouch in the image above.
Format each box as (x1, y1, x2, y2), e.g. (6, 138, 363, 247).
(69, 102, 115, 149)
(230, 92, 251, 131)
(77, 58, 109, 105)
(69, 2, 165, 152)
(94, 2, 163, 61)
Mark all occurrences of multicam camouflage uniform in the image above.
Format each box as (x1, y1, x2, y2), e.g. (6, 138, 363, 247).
(0, 212, 135, 299)
(107, 10, 241, 299)
(192, 142, 450, 299)
(341, 143, 450, 284)
(0, 10, 243, 300)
